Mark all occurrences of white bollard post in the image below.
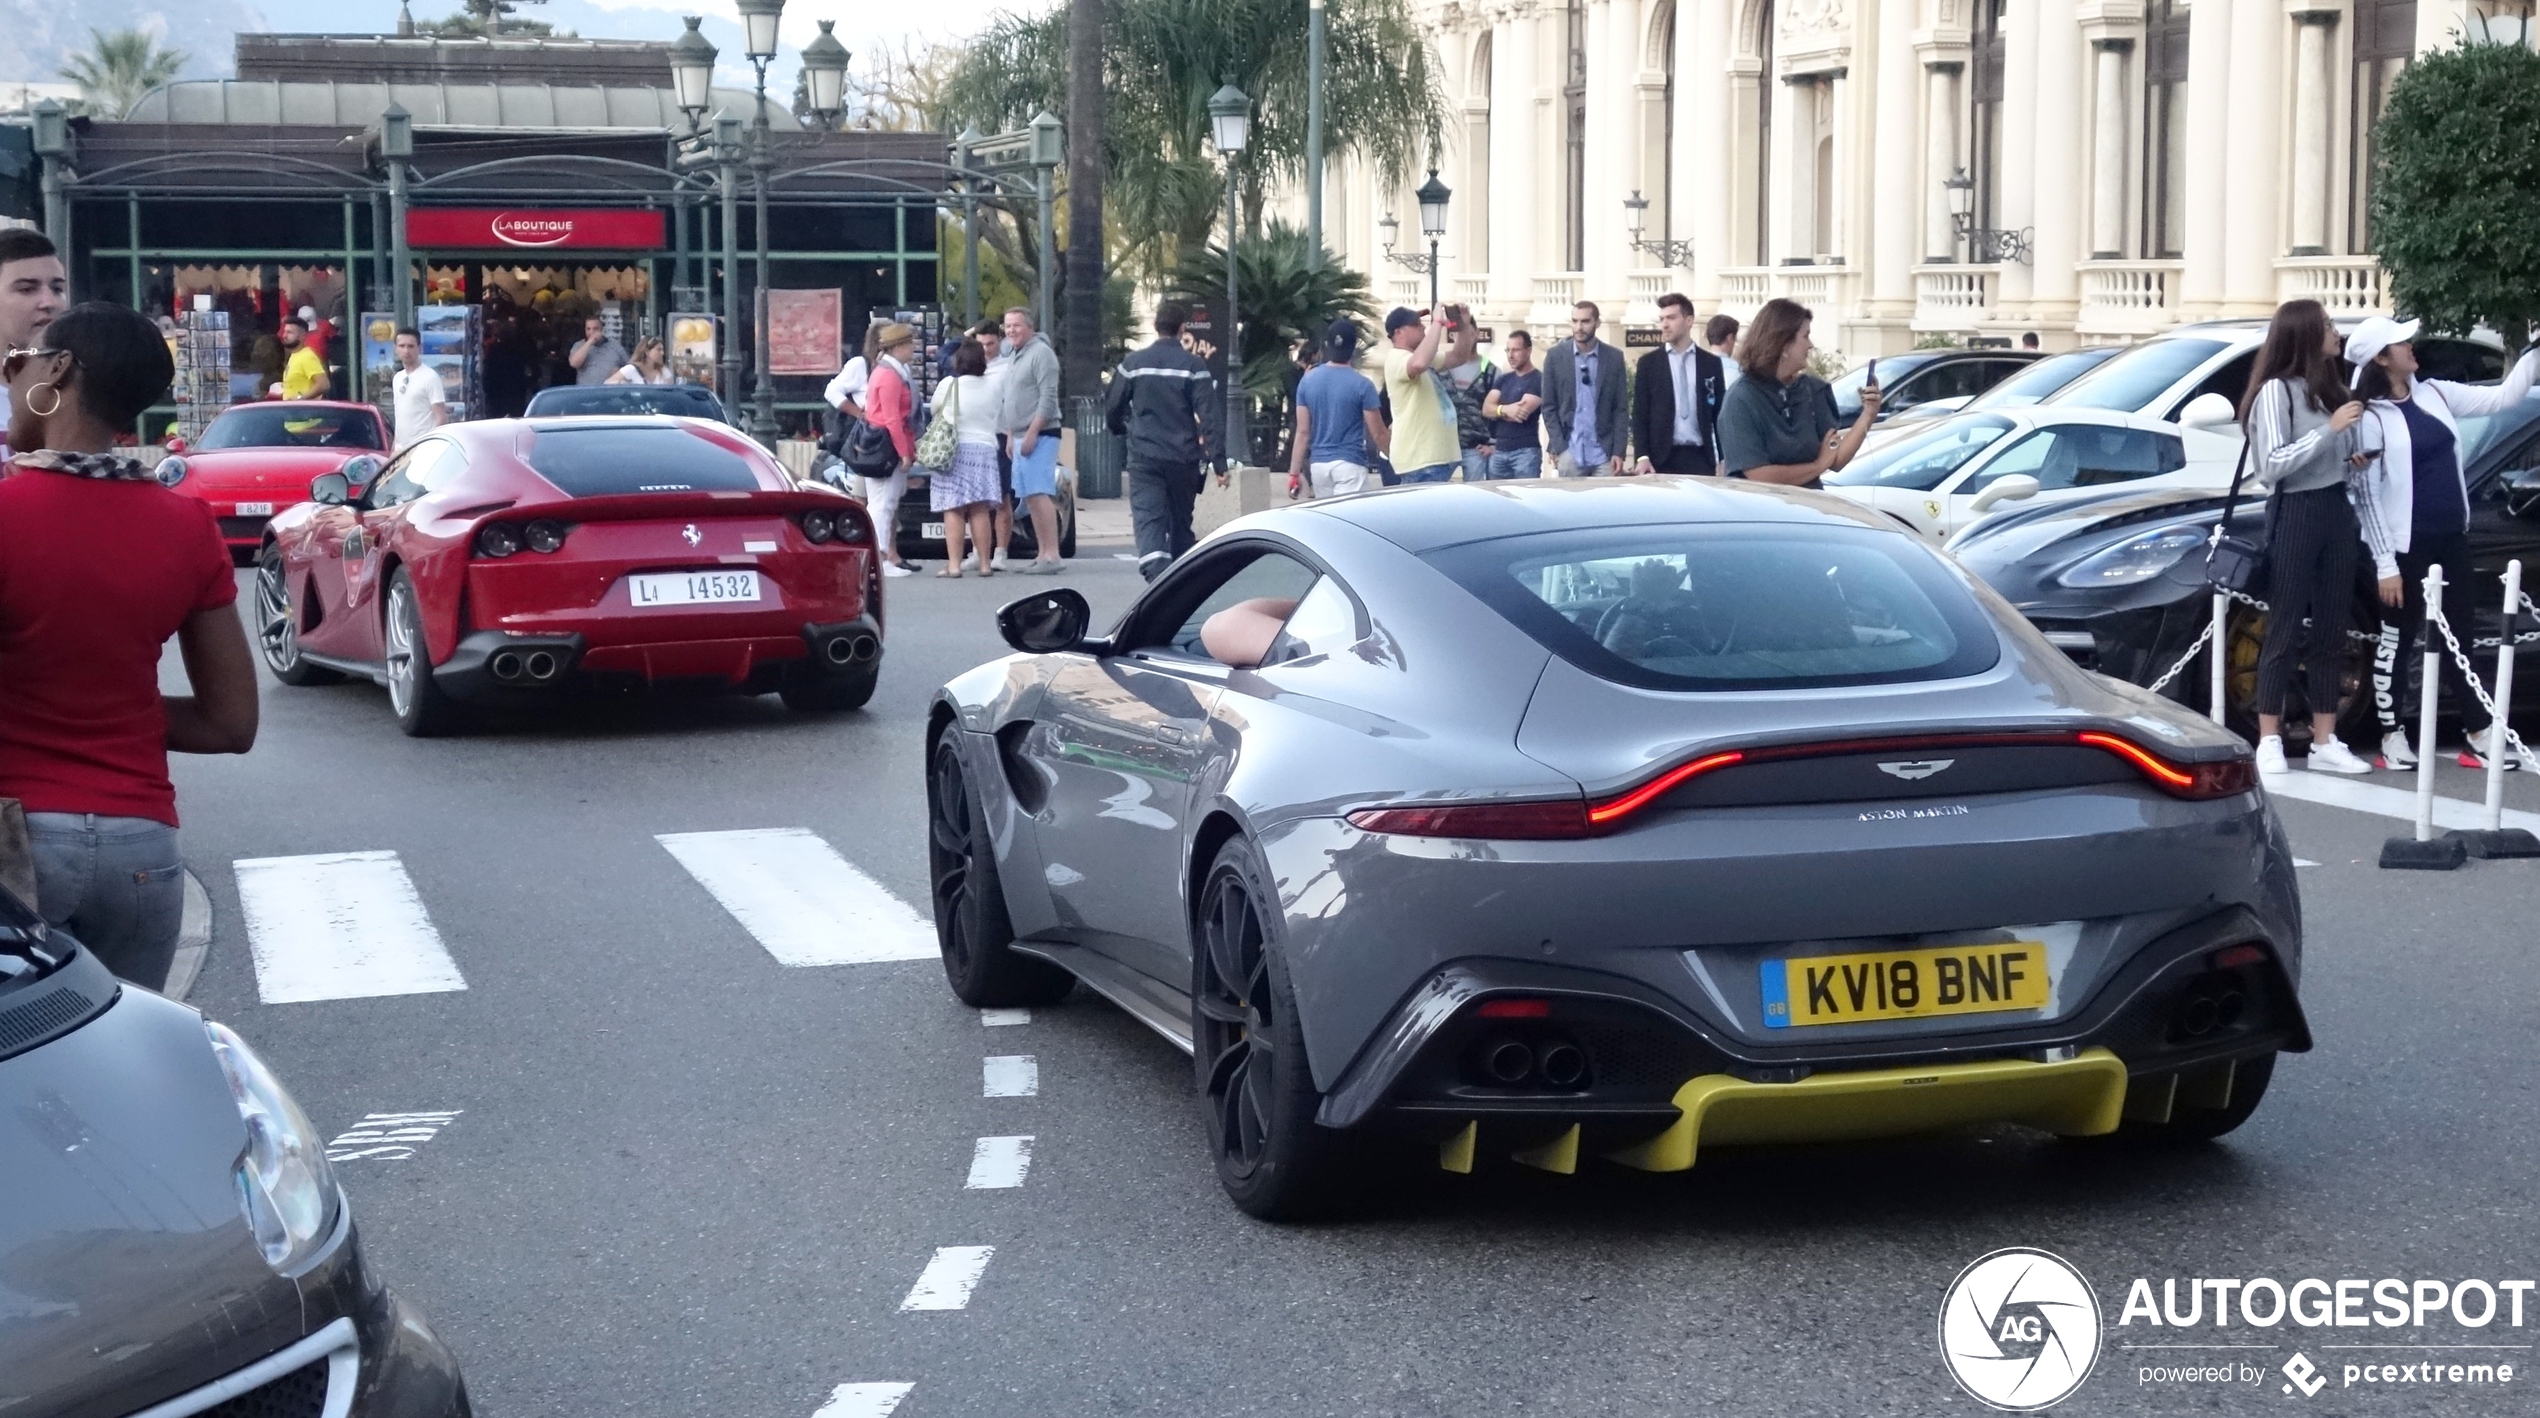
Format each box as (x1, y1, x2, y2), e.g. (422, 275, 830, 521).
(2486, 559, 2524, 832)
(2209, 590, 2229, 726)
(2412, 564, 2445, 843)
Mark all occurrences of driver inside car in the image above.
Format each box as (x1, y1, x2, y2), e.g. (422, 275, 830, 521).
(1200, 597, 1301, 668)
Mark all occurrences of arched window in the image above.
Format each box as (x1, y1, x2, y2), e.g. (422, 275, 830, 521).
(2348, 0, 2417, 252)
(1651, 1, 1677, 248)
(1971, 0, 2004, 239)
(1468, 31, 1493, 272)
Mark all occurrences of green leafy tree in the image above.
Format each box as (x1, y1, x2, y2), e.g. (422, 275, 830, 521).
(942, 0, 1444, 280)
(57, 28, 187, 120)
(2369, 39, 2540, 349)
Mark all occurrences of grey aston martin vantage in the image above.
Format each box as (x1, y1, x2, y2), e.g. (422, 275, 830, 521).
(925, 478, 2307, 1219)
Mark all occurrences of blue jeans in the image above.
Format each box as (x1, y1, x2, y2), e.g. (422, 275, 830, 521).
(1398, 463, 1458, 484)
(1485, 447, 1543, 480)
(1460, 449, 1491, 483)
(28, 813, 184, 987)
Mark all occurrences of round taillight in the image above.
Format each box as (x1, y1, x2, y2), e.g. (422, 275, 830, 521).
(524, 519, 566, 554)
(475, 523, 522, 558)
(801, 510, 837, 544)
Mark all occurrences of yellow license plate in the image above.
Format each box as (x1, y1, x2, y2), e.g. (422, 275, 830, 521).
(1760, 942, 2050, 1029)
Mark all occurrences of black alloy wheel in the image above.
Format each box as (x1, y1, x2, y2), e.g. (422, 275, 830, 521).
(1192, 837, 1351, 1221)
(254, 545, 342, 686)
(927, 736, 1072, 1007)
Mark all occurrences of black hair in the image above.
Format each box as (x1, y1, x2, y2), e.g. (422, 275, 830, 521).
(281, 316, 308, 333)
(952, 338, 989, 378)
(1505, 328, 1532, 350)
(1656, 292, 1696, 319)
(395, 326, 421, 341)
(2354, 357, 2397, 403)
(1154, 301, 1190, 336)
(1703, 313, 1739, 347)
(43, 301, 175, 427)
(0, 228, 58, 269)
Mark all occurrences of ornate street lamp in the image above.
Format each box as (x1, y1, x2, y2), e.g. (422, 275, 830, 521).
(1623, 188, 1693, 268)
(735, 0, 784, 63)
(1378, 170, 1451, 310)
(800, 20, 850, 128)
(1029, 111, 1064, 334)
(1208, 83, 1250, 468)
(729, 0, 786, 443)
(1944, 166, 2032, 265)
(669, 16, 718, 118)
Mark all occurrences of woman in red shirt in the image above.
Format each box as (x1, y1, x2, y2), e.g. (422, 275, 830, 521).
(2, 303, 259, 984)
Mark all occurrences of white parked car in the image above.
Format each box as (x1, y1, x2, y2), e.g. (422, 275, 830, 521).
(1820, 407, 2242, 545)
(2038, 318, 2506, 424)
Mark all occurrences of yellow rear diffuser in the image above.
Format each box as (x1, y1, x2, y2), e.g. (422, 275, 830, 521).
(1607, 1047, 2129, 1173)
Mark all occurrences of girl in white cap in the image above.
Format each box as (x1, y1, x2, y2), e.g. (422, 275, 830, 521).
(2347, 315, 2540, 770)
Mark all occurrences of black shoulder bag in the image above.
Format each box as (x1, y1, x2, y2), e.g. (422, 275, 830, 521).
(2201, 393, 2293, 594)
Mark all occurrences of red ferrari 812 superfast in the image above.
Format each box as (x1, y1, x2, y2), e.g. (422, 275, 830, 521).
(254, 416, 882, 735)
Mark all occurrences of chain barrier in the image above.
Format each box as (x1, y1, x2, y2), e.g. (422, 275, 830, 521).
(2143, 583, 2504, 702)
(2424, 589, 2535, 768)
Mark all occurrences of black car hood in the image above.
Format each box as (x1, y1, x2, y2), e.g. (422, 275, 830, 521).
(1951, 486, 2234, 571)
(0, 984, 307, 1418)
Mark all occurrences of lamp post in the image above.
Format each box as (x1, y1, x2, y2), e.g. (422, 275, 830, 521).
(1029, 111, 1064, 336)
(799, 21, 850, 129)
(1208, 83, 1250, 469)
(1943, 165, 2032, 265)
(1943, 167, 1974, 263)
(955, 127, 982, 327)
(737, 0, 786, 444)
(30, 99, 70, 260)
(380, 103, 415, 328)
(1622, 188, 1693, 269)
(1306, 0, 1325, 268)
(1378, 170, 1451, 310)
(670, 18, 745, 417)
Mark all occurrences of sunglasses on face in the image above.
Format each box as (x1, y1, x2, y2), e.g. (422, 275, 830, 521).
(2, 346, 70, 384)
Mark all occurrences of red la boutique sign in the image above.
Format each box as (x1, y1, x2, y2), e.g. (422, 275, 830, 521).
(406, 208, 667, 251)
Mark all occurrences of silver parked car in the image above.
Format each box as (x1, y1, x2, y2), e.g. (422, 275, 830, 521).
(926, 479, 2307, 1219)
(0, 893, 468, 1417)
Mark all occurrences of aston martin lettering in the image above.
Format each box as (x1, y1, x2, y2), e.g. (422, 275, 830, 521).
(1858, 804, 1971, 821)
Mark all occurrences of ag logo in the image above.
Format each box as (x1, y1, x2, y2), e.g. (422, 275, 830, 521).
(1938, 1248, 2103, 1411)
(1879, 759, 1954, 781)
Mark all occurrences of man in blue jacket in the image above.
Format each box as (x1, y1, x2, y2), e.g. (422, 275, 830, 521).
(1106, 302, 1224, 580)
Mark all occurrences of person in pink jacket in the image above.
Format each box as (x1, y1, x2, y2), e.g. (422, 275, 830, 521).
(861, 322, 920, 577)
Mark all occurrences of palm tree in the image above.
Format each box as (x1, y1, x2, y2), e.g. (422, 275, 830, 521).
(58, 28, 188, 120)
(1168, 222, 1372, 465)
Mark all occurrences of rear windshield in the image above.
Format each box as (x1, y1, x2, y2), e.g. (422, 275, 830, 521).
(525, 385, 729, 423)
(1967, 347, 2120, 409)
(2044, 338, 2229, 412)
(525, 426, 762, 496)
(199, 406, 384, 451)
(1425, 523, 2001, 691)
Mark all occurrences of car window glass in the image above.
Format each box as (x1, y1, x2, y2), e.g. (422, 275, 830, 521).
(1825, 415, 2015, 491)
(2418, 340, 2505, 385)
(1164, 553, 1322, 656)
(2047, 337, 2230, 412)
(1264, 576, 1360, 663)
(526, 427, 759, 496)
(1969, 347, 2119, 409)
(365, 442, 434, 508)
(2172, 352, 2257, 422)
(198, 405, 386, 451)
(1963, 425, 2185, 493)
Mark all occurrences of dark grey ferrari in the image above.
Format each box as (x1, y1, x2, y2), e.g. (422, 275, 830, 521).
(926, 478, 2308, 1219)
(0, 891, 468, 1417)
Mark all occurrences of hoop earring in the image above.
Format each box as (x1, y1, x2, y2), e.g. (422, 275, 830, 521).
(25, 382, 61, 419)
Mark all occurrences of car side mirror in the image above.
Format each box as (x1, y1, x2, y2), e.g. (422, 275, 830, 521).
(998, 588, 1093, 655)
(2505, 468, 2540, 519)
(309, 472, 351, 506)
(2178, 392, 2238, 429)
(164, 436, 187, 454)
(1968, 473, 2041, 513)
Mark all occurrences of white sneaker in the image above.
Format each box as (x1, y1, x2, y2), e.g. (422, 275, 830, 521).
(882, 562, 916, 579)
(2379, 730, 2418, 771)
(2459, 724, 2523, 772)
(2307, 738, 2373, 775)
(991, 548, 1009, 570)
(2256, 736, 2290, 776)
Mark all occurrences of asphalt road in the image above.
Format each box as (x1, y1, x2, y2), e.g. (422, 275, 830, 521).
(170, 525, 2540, 1418)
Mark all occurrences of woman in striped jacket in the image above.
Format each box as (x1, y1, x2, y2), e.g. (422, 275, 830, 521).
(2241, 299, 2373, 776)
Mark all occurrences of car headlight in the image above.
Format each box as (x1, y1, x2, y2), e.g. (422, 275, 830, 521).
(2054, 525, 2210, 588)
(205, 1020, 340, 1272)
(156, 456, 189, 488)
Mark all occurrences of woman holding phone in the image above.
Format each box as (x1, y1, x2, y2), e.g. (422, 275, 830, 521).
(2238, 299, 2372, 776)
(1714, 299, 1879, 486)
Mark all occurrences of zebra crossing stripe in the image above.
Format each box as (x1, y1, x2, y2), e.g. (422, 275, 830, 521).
(657, 828, 937, 966)
(233, 851, 466, 1004)
(810, 1383, 914, 1417)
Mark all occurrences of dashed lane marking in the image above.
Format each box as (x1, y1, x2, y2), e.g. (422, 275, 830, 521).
(979, 1007, 1031, 1026)
(657, 828, 937, 966)
(982, 1055, 1038, 1097)
(810, 1383, 915, 1418)
(899, 1245, 996, 1311)
(964, 1135, 1034, 1190)
(326, 1110, 463, 1162)
(234, 851, 466, 1004)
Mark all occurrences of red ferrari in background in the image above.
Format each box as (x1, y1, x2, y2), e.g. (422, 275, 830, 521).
(159, 401, 390, 558)
(254, 416, 883, 735)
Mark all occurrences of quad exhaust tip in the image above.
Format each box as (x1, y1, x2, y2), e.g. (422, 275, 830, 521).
(825, 631, 880, 665)
(490, 650, 523, 681)
(524, 650, 560, 681)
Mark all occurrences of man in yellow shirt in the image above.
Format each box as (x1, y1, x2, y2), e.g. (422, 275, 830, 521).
(275, 317, 330, 400)
(1379, 306, 1458, 483)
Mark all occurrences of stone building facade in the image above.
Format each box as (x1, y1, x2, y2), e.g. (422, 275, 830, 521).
(1299, 0, 2535, 356)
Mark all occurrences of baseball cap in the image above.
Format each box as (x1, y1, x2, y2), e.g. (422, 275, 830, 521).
(1384, 306, 1423, 336)
(2344, 315, 2421, 370)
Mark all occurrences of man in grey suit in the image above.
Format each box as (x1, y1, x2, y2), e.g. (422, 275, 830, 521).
(1539, 301, 1627, 476)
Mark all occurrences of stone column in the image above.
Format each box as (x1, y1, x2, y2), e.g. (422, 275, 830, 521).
(1924, 62, 1963, 263)
(1994, 0, 2040, 312)
(1775, 75, 1813, 263)
(1494, 16, 1536, 311)
(2220, 0, 2285, 314)
(2177, 0, 2235, 317)
(2027, 0, 2084, 324)
(2288, 10, 2338, 255)
(2090, 39, 2132, 259)
(1463, 91, 1493, 276)
(1870, 8, 1924, 321)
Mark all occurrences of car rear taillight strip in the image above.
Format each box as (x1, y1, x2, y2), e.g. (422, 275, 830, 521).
(1346, 731, 2252, 841)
